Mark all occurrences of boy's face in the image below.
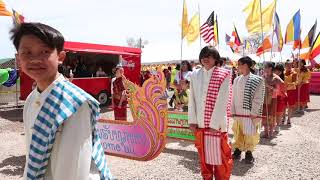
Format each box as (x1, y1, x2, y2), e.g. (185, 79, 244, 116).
(180, 80, 189, 90)
(16, 35, 65, 85)
(237, 61, 249, 74)
(201, 56, 215, 70)
(264, 67, 273, 76)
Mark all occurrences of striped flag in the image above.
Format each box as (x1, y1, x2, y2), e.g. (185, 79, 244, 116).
(232, 25, 241, 46)
(12, 9, 24, 26)
(274, 12, 283, 51)
(225, 34, 234, 53)
(228, 25, 241, 53)
(200, 11, 215, 44)
(300, 20, 317, 60)
(310, 32, 320, 61)
(285, 10, 301, 45)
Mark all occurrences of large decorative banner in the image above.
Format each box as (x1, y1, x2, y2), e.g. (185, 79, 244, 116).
(167, 111, 195, 141)
(98, 72, 168, 160)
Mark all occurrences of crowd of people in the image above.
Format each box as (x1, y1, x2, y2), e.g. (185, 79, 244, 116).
(10, 21, 315, 180)
(140, 46, 312, 180)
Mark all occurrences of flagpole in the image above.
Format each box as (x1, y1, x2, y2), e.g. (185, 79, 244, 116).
(259, 0, 266, 62)
(270, 0, 277, 62)
(180, 37, 183, 61)
(242, 41, 245, 56)
(216, 15, 219, 51)
(259, 0, 270, 135)
(297, 11, 303, 113)
(180, 1, 184, 61)
(15, 57, 18, 107)
(297, 46, 303, 113)
(198, 3, 201, 51)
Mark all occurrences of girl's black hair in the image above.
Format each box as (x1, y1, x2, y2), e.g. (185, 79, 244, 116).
(181, 60, 192, 71)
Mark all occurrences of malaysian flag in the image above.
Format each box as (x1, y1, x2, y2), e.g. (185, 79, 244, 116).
(200, 11, 215, 44)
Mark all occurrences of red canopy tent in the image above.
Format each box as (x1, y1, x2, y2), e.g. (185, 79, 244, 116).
(64, 41, 142, 56)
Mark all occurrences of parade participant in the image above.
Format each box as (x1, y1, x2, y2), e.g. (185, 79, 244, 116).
(170, 64, 180, 85)
(170, 61, 192, 107)
(231, 56, 265, 164)
(297, 60, 311, 110)
(189, 46, 233, 180)
(174, 60, 192, 85)
(263, 62, 283, 138)
(12, 23, 112, 180)
(284, 60, 297, 125)
(173, 79, 190, 112)
(292, 59, 300, 111)
(162, 68, 171, 90)
(274, 64, 287, 131)
(111, 67, 128, 121)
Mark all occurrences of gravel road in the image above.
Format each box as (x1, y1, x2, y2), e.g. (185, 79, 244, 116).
(1, 96, 320, 180)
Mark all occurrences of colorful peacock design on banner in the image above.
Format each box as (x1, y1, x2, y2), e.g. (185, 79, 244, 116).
(98, 71, 168, 161)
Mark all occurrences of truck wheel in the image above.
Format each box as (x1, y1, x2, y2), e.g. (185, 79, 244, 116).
(97, 90, 110, 106)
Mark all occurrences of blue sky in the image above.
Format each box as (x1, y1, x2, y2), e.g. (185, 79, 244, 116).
(0, 0, 319, 63)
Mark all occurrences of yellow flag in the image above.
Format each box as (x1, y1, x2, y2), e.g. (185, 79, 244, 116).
(0, 0, 12, 16)
(243, 0, 254, 14)
(181, 0, 188, 39)
(186, 13, 200, 45)
(245, 0, 276, 34)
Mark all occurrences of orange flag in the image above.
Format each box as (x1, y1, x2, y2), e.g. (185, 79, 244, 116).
(0, 0, 12, 16)
(256, 36, 272, 56)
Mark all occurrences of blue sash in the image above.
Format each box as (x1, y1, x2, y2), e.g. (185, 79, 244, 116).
(26, 79, 113, 180)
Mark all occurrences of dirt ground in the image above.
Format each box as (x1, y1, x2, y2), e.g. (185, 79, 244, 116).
(1, 96, 320, 180)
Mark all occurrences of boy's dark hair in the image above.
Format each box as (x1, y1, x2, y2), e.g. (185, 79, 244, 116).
(10, 22, 65, 52)
(264, 62, 275, 71)
(238, 56, 253, 68)
(199, 46, 220, 66)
